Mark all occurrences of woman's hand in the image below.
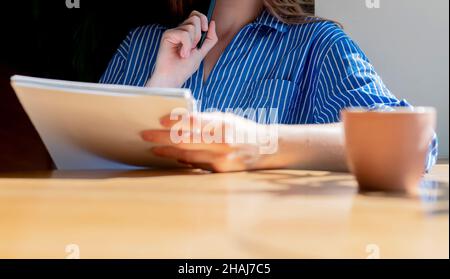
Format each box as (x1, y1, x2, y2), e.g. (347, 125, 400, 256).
(146, 11, 218, 88)
(141, 112, 280, 173)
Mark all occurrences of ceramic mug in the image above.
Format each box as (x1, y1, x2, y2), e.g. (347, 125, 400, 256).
(342, 107, 436, 194)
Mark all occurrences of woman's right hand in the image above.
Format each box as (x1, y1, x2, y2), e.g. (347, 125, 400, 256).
(146, 11, 218, 88)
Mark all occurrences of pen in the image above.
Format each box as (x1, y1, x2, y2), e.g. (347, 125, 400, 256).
(197, 0, 216, 49)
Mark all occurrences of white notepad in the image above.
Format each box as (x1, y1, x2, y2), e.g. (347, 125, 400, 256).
(11, 75, 196, 170)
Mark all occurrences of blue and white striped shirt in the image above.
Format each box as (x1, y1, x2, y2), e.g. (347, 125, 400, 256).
(100, 9, 438, 171)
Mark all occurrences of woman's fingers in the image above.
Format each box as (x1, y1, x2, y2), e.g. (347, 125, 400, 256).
(141, 130, 233, 152)
(156, 112, 235, 146)
(189, 10, 209, 32)
(152, 146, 246, 173)
(159, 112, 227, 130)
(153, 146, 220, 163)
(179, 16, 202, 48)
(175, 11, 209, 58)
(198, 20, 218, 57)
(163, 29, 193, 58)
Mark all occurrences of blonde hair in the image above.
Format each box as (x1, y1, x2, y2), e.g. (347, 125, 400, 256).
(169, 0, 336, 26)
(263, 0, 321, 24)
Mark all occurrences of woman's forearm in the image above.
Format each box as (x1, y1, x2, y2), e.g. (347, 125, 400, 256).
(258, 123, 349, 172)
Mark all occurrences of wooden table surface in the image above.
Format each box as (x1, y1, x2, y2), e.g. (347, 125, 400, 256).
(0, 165, 448, 259)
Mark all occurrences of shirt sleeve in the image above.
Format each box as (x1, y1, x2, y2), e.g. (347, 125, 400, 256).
(314, 37, 409, 122)
(314, 37, 438, 172)
(99, 31, 132, 84)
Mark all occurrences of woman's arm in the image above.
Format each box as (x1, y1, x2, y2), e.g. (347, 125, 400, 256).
(142, 114, 348, 173)
(262, 123, 347, 172)
(99, 32, 131, 84)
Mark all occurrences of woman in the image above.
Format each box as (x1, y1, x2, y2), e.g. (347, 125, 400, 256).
(100, 0, 437, 172)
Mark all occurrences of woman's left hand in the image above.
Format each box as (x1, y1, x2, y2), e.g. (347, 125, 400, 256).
(141, 112, 278, 172)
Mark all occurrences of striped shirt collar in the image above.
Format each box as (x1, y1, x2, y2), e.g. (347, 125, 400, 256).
(254, 9, 289, 33)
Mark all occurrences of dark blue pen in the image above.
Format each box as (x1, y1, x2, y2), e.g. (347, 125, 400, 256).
(197, 0, 216, 49)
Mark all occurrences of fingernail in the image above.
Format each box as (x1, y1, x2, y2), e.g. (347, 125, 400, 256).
(160, 118, 170, 127)
(142, 133, 153, 141)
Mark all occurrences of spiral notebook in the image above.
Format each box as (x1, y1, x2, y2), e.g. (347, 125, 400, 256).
(11, 75, 196, 170)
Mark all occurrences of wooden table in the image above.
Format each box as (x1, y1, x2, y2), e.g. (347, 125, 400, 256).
(0, 165, 448, 259)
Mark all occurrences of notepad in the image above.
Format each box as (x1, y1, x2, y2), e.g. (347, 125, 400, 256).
(11, 75, 196, 170)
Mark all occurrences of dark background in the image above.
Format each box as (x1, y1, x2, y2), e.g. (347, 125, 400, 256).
(0, 0, 210, 82)
(0, 0, 210, 171)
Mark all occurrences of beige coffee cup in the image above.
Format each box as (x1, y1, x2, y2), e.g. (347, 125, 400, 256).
(342, 107, 436, 194)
